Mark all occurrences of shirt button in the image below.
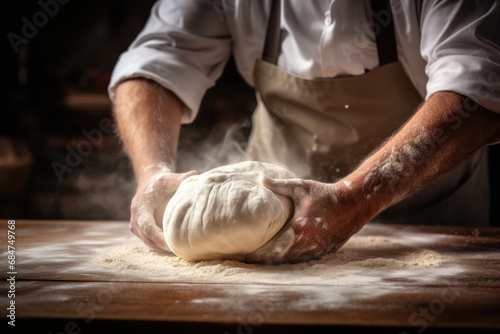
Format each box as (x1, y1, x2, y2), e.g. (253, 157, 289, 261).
(324, 11, 332, 25)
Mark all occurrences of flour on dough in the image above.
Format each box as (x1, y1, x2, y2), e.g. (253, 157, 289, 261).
(162, 161, 296, 261)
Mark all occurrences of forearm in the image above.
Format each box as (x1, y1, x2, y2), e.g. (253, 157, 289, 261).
(114, 79, 184, 183)
(344, 91, 500, 222)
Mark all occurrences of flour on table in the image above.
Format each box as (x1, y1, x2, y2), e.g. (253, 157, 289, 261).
(162, 161, 296, 261)
(93, 236, 446, 285)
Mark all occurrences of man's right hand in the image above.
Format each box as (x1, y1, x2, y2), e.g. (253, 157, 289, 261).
(130, 165, 197, 252)
(114, 79, 188, 252)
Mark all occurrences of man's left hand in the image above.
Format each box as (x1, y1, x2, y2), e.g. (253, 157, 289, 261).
(246, 178, 366, 264)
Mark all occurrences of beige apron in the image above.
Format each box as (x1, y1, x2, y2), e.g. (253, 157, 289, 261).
(246, 0, 489, 226)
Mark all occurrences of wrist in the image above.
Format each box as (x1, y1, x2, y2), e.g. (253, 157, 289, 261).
(136, 161, 176, 184)
(335, 175, 381, 225)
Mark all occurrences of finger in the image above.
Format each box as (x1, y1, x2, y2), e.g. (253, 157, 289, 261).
(142, 222, 171, 252)
(183, 169, 198, 177)
(136, 209, 171, 252)
(138, 230, 165, 251)
(163, 170, 198, 193)
(261, 177, 307, 202)
(177, 170, 198, 183)
(246, 228, 296, 263)
(129, 219, 164, 251)
(258, 235, 327, 264)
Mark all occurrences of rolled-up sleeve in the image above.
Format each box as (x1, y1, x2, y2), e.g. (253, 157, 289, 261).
(420, 0, 500, 113)
(108, 0, 232, 123)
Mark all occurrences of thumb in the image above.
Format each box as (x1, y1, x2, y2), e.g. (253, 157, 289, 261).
(181, 169, 198, 179)
(261, 177, 306, 201)
(175, 170, 198, 185)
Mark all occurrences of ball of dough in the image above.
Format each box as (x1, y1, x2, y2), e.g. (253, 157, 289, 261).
(162, 161, 296, 261)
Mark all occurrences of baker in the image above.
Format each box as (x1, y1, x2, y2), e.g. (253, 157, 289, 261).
(109, 0, 500, 263)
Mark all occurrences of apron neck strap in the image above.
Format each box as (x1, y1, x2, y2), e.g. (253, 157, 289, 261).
(371, 0, 398, 65)
(262, 0, 281, 64)
(262, 0, 398, 66)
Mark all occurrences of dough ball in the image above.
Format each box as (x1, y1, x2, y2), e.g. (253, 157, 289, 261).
(162, 161, 296, 261)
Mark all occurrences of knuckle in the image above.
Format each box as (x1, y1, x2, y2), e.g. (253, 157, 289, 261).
(311, 244, 325, 258)
(136, 216, 148, 229)
(129, 222, 138, 235)
(141, 221, 156, 237)
(130, 195, 144, 211)
(130, 204, 138, 216)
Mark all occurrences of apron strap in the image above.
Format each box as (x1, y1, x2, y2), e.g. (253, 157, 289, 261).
(370, 0, 398, 66)
(262, 0, 281, 64)
(262, 0, 398, 66)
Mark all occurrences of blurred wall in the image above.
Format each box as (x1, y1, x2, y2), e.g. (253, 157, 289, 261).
(1, 0, 255, 220)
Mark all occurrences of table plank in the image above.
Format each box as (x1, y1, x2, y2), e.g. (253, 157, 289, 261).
(1, 219, 499, 328)
(14, 280, 500, 328)
(1, 220, 499, 287)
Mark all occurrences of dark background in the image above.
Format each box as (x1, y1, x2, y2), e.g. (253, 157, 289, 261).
(0, 0, 256, 221)
(1, 0, 498, 224)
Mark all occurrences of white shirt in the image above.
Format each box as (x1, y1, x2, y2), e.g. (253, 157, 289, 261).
(109, 0, 500, 123)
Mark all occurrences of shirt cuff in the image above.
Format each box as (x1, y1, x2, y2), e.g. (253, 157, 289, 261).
(426, 55, 500, 114)
(108, 47, 215, 124)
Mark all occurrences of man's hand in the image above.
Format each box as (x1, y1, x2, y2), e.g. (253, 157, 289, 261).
(114, 79, 186, 250)
(130, 165, 197, 251)
(246, 178, 367, 264)
(247, 93, 500, 264)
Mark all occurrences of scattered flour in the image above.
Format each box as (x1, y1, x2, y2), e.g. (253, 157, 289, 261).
(92, 236, 447, 285)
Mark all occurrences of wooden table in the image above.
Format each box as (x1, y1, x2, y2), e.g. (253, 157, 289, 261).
(1, 220, 499, 333)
